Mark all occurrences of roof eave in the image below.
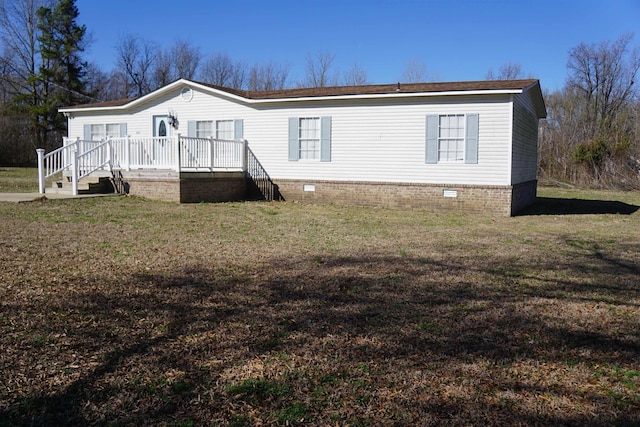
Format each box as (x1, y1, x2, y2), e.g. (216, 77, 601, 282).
(60, 80, 531, 113)
(247, 88, 528, 104)
(59, 79, 252, 113)
(522, 80, 547, 118)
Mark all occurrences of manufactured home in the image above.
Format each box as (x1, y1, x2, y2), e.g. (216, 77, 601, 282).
(39, 78, 546, 215)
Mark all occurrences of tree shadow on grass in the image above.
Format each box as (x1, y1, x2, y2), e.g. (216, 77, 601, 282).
(519, 197, 639, 216)
(3, 242, 639, 426)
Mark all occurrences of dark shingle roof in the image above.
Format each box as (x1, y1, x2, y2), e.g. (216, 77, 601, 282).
(196, 79, 540, 99)
(67, 97, 137, 109)
(64, 79, 542, 109)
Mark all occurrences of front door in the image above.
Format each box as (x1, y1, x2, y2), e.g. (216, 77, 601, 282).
(151, 115, 170, 166)
(153, 115, 169, 138)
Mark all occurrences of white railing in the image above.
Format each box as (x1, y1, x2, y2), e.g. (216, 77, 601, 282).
(178, 137, 245, 170)
(37, 135, 247, 195)
(77, 140, 111, 180)
(210, 138, 246, 169)
(109, 136, 178, 169)
(36, 139, 78, 193)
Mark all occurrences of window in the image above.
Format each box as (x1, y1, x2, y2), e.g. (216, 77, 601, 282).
(89, 123, 120, 141)
(195, 120, 213, 138)
(216, 120, 234, 140)
(106, 124, 120, 138)
(438, 114, 465, 162)
(288, 116, 331, 162)
(425, 113, 478, 165)
(299, 117, 320, 160)
(188, 119, 242, 140)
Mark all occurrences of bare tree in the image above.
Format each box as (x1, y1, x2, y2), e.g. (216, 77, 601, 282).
(83, 62, 111, 101)
(102, 69, 129, 100)
(485, 62, 524, 80)
(300, 50, 339, 88)
(401, 59, 427, 83)
(567, 33, 640, 185)
(228, 62, 246, 89)
(151, 40, 200, 89)
(0, 0, 55, 156)
(115, 33, 157, 97)
(343, 63, 369, 86)
(247, 61, 289, 91)
(172, 40, 200, 80)
(567, 33, 640, 138)
(540, 34, 640, 189)
(152, 48, 173, 88)
(199, 52, 245, 88)
(0, 0, 50, 92)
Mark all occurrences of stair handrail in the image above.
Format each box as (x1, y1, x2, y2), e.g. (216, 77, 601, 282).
(36, 138, 79, 194)
(68, 138, 111, 195)
(37, 138, 112, 196)
(76, 138, 112, 181)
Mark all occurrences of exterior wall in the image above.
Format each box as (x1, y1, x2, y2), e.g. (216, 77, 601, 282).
(275, 179, 515, 216)
(110, 171, 531, 216)
(64, 81, 546, 214)
(179, 172, 246, 203)
(245, 96, 513, 186)
(511, 179, 537, 215)
(67, 84, 515, 188)
(511, 91, 539, 184)
(111, 170, 245, 203)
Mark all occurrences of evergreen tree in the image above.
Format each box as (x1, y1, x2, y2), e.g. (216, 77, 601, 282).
(34, 0, 88, 144)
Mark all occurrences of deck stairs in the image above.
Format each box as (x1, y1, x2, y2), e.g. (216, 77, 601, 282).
(47, 175, 114, 195)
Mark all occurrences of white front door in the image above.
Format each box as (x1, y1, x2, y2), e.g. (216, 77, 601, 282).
(153, 115, 169, 137)
(151, 115, 171, 166)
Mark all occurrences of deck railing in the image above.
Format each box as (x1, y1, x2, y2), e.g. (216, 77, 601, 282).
(37, 135, 247, 195)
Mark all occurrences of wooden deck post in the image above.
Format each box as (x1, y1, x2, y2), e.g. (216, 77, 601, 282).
(36, 148, 45, 194)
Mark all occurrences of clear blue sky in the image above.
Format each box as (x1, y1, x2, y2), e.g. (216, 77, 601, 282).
(76, 0, 640, 92)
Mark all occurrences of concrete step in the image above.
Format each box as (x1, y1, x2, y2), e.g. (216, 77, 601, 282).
(50, 177, 114, 195)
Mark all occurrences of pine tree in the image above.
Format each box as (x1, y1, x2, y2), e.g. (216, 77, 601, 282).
(34, 0, 88, 145)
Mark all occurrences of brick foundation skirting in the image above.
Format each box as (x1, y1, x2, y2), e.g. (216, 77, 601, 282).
(110, 170, 537, 216)
(510, 180, 538, 215)
(274, 179, 538, 216)
(113, 171, 246, 203)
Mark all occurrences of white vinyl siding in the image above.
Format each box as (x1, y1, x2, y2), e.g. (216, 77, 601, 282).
(67, 85, 516, 186)
(511, 92, 539, 184)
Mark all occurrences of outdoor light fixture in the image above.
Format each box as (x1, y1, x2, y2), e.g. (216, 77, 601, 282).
(168, 109, 178, 129)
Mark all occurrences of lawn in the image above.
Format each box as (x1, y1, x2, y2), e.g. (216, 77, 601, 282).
(0, 183, 639, 426)
(0, 167, 59, 193)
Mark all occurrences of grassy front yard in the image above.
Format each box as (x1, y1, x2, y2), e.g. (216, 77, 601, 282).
(0, 167, 60, 193)
(0, 183, 639, 425)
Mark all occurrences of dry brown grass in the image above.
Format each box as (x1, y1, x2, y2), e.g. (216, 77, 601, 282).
(0, 187, 639, 426)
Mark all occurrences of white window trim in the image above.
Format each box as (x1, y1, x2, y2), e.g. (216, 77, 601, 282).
(437, 113, 466, 163)
(298, 117, 321, 161)
(90, 123, 120, 141)
(195, 120, 213, 138)
(216, 119, 234, 140)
